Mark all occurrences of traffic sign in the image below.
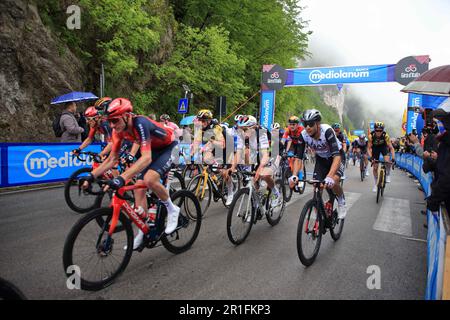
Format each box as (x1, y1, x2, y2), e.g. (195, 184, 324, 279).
(178, 98, 189, 114)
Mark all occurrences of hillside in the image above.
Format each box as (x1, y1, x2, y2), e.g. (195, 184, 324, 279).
(0, 0, 356, 142)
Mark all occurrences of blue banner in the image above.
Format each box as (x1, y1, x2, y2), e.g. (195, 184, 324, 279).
(2, 143, 101, 187)
(353, 130, 364, 136)
(260, 90, 275, 130)
(285, 64, 395, 87)
(407, 93, 422, 134)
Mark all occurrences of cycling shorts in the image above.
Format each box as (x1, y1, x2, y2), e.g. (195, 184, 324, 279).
(288, 143, 303, 158)
(313, 155, 344, 181)
(137, 141, 178, 180)
(372, 145, 388, 161)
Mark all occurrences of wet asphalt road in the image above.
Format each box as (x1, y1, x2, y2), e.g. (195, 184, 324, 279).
(0, 164, 428, 300)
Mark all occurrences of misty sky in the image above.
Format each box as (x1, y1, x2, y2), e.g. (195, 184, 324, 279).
(298, 0, 450, 131)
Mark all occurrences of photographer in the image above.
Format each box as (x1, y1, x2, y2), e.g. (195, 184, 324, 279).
(426, 104, 450, 215)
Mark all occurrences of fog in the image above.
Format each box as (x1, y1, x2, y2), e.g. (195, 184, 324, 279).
(297, 0, 450, 137)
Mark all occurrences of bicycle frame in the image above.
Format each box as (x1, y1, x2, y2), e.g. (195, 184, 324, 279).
(108, 184, 149, 236)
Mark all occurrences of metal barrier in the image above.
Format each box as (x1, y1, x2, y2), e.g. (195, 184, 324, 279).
(395, 152, 448, 300)
(0, 143, 102, 188)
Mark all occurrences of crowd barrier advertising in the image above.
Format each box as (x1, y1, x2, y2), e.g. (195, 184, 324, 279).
(396, 152, 443, 299)
(0, 143, 102, 187)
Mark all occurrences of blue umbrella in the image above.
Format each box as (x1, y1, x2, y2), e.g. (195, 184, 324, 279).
(180, 115, 196, 126)
(51, 92, 98, 105)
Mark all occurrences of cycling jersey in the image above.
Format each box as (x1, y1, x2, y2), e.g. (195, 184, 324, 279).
(298, 124, 342, 159)
(111, 115, 174, 154)
(369, 131, 390, 147)
(282, 126, 304, 145)
(356, 138, 368, 147)
(88, 121, 113, 142)
(194, 119, 224, 145)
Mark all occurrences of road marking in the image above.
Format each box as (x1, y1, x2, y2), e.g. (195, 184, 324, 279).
(373, 197, 412, 237)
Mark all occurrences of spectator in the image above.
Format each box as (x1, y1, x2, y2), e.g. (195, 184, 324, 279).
(149, 114, 156, 120)
(426, 104, 450, 215)
(60, 102, 84, 142)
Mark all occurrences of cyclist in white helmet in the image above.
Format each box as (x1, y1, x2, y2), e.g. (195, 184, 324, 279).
(224, 115, 282, 208)
(296, 109, 347, 219)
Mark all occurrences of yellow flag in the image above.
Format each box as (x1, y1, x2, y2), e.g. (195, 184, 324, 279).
(401, 108, 407, 136)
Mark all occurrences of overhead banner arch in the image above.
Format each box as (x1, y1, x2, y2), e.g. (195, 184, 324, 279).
(259, 56, 430, 130)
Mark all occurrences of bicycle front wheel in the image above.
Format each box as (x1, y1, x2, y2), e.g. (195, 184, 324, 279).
(62, 208, 134, 291)
(283, 166, 293, 202)
(161, 190, 202, 254)
(64, 167, 103, 213)
(266, 179, 286, 226)
(226, 188, 255, 245)
(187, 174, 212, 216)
(297, 199, 322, 267)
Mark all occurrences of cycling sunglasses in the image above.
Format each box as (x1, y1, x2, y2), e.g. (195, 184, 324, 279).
(304, 121, 317, 128)
(375, 129, 383, 132)
(109, 118, 122, 124)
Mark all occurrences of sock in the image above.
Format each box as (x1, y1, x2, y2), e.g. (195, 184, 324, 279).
(337, 195, 345, 205)
(227, 179, 234, 195)
(161, 198, 176, 212)
(298, 171, 304, 180)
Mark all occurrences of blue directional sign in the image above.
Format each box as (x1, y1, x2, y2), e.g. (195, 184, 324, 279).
(178, 98, 189, 114)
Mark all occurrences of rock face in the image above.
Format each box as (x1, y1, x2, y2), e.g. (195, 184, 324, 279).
(0, 0, 86, 142)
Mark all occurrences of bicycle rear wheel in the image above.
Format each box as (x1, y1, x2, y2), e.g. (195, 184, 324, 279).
(62, 208, 134, 291)
(297, 199, 322, 267)
(226, 188, 255, 245)
(187, 174, 212, 216)
(329, 196, 345, 241)
(182, 164, 202, 183)
(169, 170, 186, 196)
(360, 160, 365, 182)
(64, 167, 103, 213)
(161, 190, 202, 254)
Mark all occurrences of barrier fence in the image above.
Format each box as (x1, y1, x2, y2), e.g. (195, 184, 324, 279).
(395, 152, 448, 300)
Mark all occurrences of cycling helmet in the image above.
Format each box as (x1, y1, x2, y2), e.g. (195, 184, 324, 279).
(160, 114, 170, 121)
(106, 98, 133, 119)
(234, 114, 244, 122)
(271, 122, 280, 130)
(222, 122, 229, 128)
(197, 109, 213, 120)
(374, 122, 384, 130)
(237, 115, 257, 127)
(359, 133, 366, 139)
(94, 97, 112, 111)
(302, 109, 322, 122)
(288, 116, 300, 124)
(84, 106, 99, 118)
(332, 123, 341, 129)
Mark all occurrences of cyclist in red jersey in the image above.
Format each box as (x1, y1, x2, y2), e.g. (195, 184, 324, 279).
(282, 116, 305, 189)
(82, 98, 180, 243)
(72, 106, 113, 159)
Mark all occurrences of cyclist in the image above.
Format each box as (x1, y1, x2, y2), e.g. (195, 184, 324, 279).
(192, 109, 225, 165)
(368, 122, 395, 192)
(351, 138, 359, 165)
(331, 123, 347, 179)
(225, 115, 282, 208)
(355, 133, 369, 176)
(160, 114, 181, 140)
(296, 109, 347, 219)
(82, 98, 179, 248)
(282, 116, 305, 190)
(72, 106, 113, 159)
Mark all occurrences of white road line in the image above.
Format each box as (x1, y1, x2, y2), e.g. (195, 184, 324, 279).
(373, 197, 412, 237)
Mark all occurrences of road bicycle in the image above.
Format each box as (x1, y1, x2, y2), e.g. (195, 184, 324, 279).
(187, 164, 240, 216)
(360, 153, 368, 182)
(226, 170, 286, 245)
(62, 176, 201, 291)
(279, 153, 306, 202)
(65, 152, 185, 213)
(296, 179, 345, 266)
(373, 159, 393, 203)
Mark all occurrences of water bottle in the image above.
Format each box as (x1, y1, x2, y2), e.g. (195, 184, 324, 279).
(134, 206, 146, 219)
(147, 205, 157, 227)
(325, 201, 333, 218)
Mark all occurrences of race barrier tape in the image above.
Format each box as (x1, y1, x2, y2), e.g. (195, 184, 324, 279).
(395, 152, 447, 300)
(0, 143, 102, 188)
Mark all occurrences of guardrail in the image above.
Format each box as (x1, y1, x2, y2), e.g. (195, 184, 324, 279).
(395, 152, 447, 300)
(0, 143, 102, 188)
